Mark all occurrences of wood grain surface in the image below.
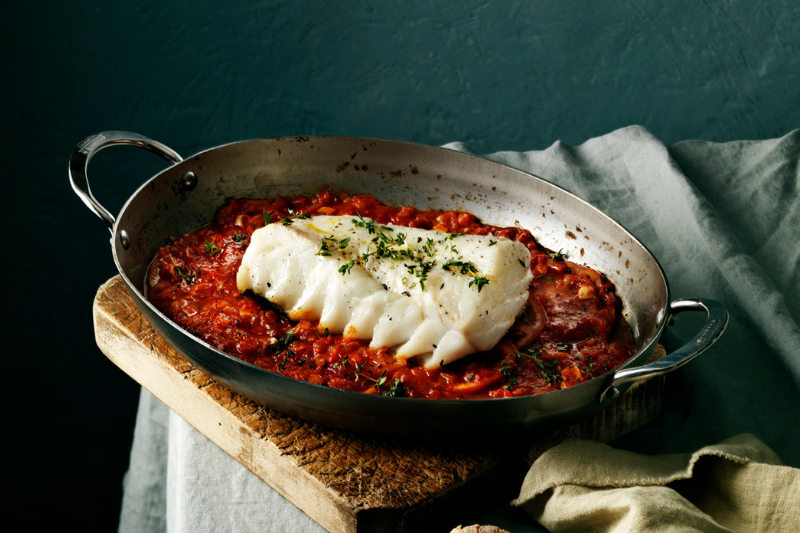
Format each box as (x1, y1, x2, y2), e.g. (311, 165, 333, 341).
(94, 275, 665, 533)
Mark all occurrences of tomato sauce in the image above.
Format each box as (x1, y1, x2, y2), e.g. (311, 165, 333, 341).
(146, 190, 634, 399)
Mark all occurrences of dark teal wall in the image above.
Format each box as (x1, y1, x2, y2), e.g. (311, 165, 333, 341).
(2, 0, 798, 529)
(6, 1, 799, 155)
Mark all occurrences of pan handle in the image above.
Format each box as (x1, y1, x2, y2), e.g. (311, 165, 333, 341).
(69, 131, 183, 233)
(599, 298, 728, 403)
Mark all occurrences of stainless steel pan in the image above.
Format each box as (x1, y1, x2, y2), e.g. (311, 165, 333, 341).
(71, 131, 728, 438)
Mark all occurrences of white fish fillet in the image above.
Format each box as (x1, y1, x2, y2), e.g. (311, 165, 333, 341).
(236, 216, 532, 368)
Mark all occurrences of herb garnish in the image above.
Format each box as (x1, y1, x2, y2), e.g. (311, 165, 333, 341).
(204, 240, 222, 255)
(279, 209, 312, 225)
(352, 213, 375, 234)
(276, 330, 295, 350)
(442, 259, 478, 275)
(383, 379, 403, 397)
(174, 265, 199, 284)
(339, 259, 355, 275)
(469, 276, 490, 292)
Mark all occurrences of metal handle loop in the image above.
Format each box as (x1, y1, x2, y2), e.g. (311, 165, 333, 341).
(69, 131, 183, 232)
(599, 298, 728, 403)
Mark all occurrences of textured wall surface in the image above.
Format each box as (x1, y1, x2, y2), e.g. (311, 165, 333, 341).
(1, 0, 798, 529)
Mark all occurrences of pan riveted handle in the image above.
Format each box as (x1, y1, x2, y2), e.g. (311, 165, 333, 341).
(599, 298, 728, 403)
(69, 131, 183, 233)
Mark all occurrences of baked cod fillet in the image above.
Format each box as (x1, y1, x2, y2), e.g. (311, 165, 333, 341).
(236, 216, 533, 368)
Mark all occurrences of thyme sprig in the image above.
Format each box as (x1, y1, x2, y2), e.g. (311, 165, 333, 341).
(204, 240, 222, 255)
(279, 208, 312, 225)
(336, 356, 403, 396)
(174, 265, 200, 284)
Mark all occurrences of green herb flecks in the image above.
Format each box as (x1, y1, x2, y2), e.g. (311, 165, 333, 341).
(279, 209, 312, 225)
(382, 379, 403, 397)
(469, 276, 490, 292)
(276, 330, 295, 350)
(352, 213, 375, 234)
(442, 259, 478, 276)
(174, 265, 199, 285)
(204, 240, 222, 255)
(339, 259, 355, 275)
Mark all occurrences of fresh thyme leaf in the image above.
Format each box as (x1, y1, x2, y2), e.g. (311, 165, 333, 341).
(232, 231, 247, 242)
(276, 330, 295, 349)
(352, 213, 376, 234)
(317, 240, 331, 256)
(382, 379, 403, 397)
(423, 238, 435, 256)
(174, 265, 196, 284)
(339, 260, 355, 275)
(354, 361, 368, 381)
(469, 276, 490, 292)
(442, 259, 478, 275)
(263, 210, 274, 224)
(466, 373, 474, 381)
(204, 240, 222, 255)
(503, 377, 519, 391)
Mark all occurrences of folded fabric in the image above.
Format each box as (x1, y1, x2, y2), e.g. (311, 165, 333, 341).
(512, 433, 800, 533)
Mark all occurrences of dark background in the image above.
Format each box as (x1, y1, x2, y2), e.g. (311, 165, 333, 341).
(2, 1, 798, 530)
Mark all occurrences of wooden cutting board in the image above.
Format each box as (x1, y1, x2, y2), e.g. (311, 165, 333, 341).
(94, 275, 665, 533)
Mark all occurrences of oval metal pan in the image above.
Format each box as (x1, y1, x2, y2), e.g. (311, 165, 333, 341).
(73, 134, 713, 439)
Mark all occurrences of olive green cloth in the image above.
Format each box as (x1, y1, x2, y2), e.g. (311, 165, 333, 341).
(512, 434, 800, 533)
